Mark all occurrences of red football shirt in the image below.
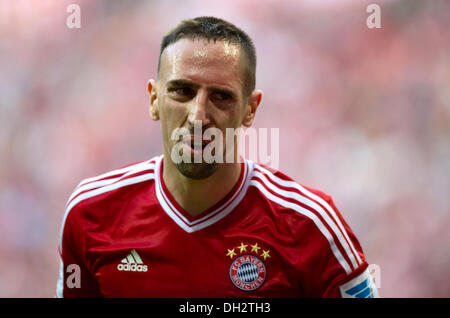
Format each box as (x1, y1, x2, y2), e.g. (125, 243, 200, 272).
(56, 155, 378, 297)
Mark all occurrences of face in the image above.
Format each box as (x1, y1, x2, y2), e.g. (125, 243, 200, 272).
(148, 38, 262, 179)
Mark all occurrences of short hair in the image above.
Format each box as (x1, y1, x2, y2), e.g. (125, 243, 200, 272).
(157, 16, 256, 97)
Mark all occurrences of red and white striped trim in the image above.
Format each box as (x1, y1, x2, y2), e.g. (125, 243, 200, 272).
(250, 164, 363, 275)
(77, 159, 152, 187)
(58, 158, 157, 253)
(155, 155, 253, 233)
(66, 160, 156, 208)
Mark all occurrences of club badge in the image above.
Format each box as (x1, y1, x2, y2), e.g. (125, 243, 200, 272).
(226, 242, 270, 291)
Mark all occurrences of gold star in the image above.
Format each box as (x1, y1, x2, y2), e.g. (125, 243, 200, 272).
(237, 242, 248, 253)
(226, 248, 237, 259)
(261, 250, 271, 260)
(251, 243, 261, 254)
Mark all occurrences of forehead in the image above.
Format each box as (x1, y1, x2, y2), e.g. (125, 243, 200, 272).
(159, 38, 245, 89)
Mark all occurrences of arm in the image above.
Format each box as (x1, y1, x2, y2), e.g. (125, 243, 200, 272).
(299, 194, 380, 298)
(56, 200, 102, 298)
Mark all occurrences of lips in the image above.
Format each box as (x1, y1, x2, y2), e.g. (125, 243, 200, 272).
(182, 136, 211, 149)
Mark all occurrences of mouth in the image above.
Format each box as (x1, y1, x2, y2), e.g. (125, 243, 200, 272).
(182, 136, 211, 149)
(180, 137, 212, 156)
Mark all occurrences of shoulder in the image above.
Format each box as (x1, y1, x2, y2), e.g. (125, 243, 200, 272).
(248, 161, 366, 275)
(248, 161, 339, 236)
(68, 156, 158, 209)
(58, 156, 159, 251)
(248, 162, 335, 221)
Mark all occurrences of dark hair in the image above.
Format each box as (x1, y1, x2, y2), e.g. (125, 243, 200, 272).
(158, 16, 256, 96)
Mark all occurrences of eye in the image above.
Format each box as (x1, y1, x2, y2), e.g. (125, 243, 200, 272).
(211, 91, 233, 102)
(174, 87, 194, 96)
(168, 87, 195, 100)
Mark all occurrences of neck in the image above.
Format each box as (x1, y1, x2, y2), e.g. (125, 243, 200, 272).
(162, 157, 242, 217)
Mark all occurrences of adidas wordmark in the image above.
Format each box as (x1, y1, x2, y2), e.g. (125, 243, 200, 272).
(117, 249, 148, 272)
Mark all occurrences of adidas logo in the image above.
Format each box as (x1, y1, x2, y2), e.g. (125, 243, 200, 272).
(117, 249, 148, 272)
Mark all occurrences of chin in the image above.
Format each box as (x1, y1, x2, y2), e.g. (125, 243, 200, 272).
(175, 161, 219, 180)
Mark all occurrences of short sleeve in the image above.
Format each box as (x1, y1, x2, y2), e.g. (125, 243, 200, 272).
(297, 194, 379, 298)
(57, 200, 102, 298)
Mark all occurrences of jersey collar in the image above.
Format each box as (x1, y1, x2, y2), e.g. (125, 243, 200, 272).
(154, 155, 252, 233)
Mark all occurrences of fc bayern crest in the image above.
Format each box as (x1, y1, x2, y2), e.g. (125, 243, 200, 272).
(229, 254, 266, 291)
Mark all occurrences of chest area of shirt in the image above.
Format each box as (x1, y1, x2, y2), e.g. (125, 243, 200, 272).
(88, 231, 301, 297)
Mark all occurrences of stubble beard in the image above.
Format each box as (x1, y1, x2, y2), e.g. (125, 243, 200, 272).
(174, 160, 219, 180)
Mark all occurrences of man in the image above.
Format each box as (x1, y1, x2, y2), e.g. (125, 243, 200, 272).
(57, 16, 379, 298)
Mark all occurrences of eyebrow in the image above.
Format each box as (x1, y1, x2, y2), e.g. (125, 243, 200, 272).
(166, 79, 237, 98)
(166, 79, 198, 88)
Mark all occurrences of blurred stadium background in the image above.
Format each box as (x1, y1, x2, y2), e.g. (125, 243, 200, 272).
(0, 0, 449, 297)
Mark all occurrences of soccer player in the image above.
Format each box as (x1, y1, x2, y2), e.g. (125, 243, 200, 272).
(57, 16, 379, 298)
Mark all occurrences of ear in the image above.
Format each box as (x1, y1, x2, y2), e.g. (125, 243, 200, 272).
(242, 89, 262, 127)
(147, 79, 160, 121)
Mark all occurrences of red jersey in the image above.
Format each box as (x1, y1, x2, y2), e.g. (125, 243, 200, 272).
(56, 155, 378, 298)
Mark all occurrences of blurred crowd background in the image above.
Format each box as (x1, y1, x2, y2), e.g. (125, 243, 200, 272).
(0, 0, 449, 297)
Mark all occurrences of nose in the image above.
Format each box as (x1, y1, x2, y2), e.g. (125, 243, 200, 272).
(187, 89, 211, 128)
